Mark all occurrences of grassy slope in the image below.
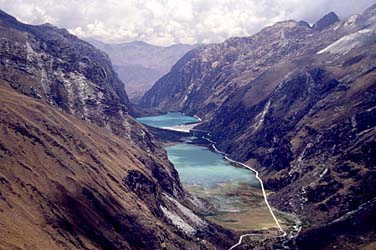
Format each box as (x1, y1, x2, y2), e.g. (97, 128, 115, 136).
(0, 82, 198, 250)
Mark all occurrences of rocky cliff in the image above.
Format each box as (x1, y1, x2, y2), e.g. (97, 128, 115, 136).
(312, 11, 340, 31)
(140, 4, 376, 249)
(140, 16, 344, 120)
(0, 10, 234, 249)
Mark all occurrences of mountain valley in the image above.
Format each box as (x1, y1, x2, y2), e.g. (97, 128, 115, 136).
(0, 2, 375, 250)
(140, 4, 376, 249)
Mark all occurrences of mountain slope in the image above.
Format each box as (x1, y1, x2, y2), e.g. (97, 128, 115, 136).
(139, 19, 339, 118)
(140, 6, 375, 120)
(87, 39, 198, 102)
(0, 83, 186, 249)
(139, 5, 376, 249)
(0, 10, 233, 250)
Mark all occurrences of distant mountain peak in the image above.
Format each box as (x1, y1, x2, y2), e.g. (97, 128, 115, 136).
(86, 39, 199, 102)
(41, 22, 55, 28)
(297, 20, 311, 28)
(365, 3, 376, 12)
(313, 11, 340, 31)
(272, 20, 300, 28)
(128, 40, 153, 46)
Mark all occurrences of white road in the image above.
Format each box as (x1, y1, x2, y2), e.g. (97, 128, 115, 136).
(202, 137, 288, 250)
(162, 115, 291, 249)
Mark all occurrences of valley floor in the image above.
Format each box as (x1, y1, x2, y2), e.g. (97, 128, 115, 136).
(149, 123, 302, 249)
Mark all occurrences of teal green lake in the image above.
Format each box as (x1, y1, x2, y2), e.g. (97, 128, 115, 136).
(136, 112, 199, 128)
(137, 113, 274, 230)
(166, 143, 259, 189)
(137, 113, 258, 189)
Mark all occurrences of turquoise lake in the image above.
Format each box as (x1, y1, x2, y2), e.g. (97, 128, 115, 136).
(166, 143, 259, 188)
(136, 112, 199, 128)
(137, 113, 275, 230)
(137, 113, 259, 189)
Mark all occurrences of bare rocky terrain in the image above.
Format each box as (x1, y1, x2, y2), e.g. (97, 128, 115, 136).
(140, 4, 376, 249)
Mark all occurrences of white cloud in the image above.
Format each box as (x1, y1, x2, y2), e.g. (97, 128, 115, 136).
(0, 0, 374, 46)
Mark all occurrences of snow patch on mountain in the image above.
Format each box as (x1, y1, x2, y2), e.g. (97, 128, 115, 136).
(318, 25, 376, 55)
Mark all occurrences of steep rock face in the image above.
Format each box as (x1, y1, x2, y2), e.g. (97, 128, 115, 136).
(0, 10, 135, 138)
(87, 39, 198, 102)
(140, 4, 376, 248)
(140, 20, 319, 120)
(209, 50, 376, 223)
(296, 198, 376, 250)
(0, 9, 166, 155)
(313, 12, 340, 31)
(140, 13, 364, 120)
(0, 11, 234, 250)
(209, 68, 340, 170)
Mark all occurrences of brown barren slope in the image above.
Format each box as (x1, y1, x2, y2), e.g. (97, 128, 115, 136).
(0, 83, 231, 250)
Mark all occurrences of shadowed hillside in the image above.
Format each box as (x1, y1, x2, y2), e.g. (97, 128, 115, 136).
(0, 10, 234, 250)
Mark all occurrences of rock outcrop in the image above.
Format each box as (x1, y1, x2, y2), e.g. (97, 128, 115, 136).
(313, 11, 340, 31)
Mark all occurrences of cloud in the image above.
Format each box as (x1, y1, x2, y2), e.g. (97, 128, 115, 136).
(0, 0, 374, 46)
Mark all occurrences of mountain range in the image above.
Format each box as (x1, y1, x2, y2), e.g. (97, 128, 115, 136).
(87, 39, 198, 102)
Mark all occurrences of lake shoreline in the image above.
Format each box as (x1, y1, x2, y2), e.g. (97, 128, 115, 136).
(136, 112, 298, 237)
